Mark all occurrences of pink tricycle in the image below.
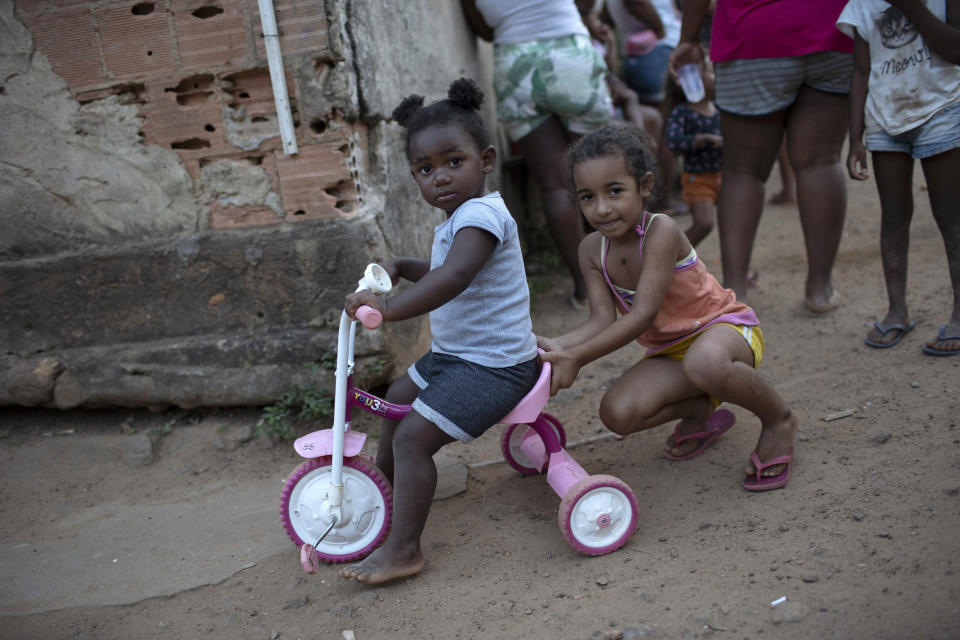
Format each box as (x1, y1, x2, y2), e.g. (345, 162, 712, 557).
(280, 265, 639, 572)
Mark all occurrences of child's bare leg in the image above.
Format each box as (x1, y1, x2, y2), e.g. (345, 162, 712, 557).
(685, 201, 716, 247)
(375, 373, 420, 484)
(340, 412, 454, 585)
(769, 140, 796, 204)
(681, 326, 798, 478)
(866, 151, 915, 345)
(599, 356, 721, 457)
(921, 147, 960, 352)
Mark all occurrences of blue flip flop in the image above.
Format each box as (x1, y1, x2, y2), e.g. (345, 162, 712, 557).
(864, 321, 915, 349)
(922, 325, 960, 357)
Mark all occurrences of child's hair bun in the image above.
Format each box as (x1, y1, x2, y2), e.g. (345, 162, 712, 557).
(392, 94, 425, 128)
(447, 77, 483, 112)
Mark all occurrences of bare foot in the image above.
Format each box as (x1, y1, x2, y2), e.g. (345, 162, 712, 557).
(339, 545, 424, 585)
(804, 289, 839, 315)
(744, 411, 799, 479)
(746, 270, 759, 288)
(768, 191, 796, 205)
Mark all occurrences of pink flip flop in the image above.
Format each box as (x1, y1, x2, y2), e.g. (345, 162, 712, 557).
(663, 409, 736, 461)
(743, 450, 794, 491)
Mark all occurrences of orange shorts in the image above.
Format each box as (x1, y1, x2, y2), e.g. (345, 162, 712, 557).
(681, 171, 722, 205)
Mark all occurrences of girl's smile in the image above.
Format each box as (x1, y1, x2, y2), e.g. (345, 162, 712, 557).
(409, 125, 495, 214)
(573, 154, 654, 239)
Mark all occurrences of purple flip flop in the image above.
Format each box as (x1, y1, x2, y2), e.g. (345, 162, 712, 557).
(663, 409, 736, 461)
(743, 450, 794, 491)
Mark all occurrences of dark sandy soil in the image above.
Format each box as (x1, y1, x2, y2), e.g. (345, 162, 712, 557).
(2, 170, 959, 640)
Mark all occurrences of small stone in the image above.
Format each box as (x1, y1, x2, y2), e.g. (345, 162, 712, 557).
(871, 433, 892, 444)
(802, 574, 819, 583)
(122, 433, 154, 467)
(771, 600, 809, 624)
(909, 381, 920, 388)
(778, 524, 790, 532)
(208, 293, 226, 306)
(596, 576, 609, 587)
(670, 549, 679, 558)
(281, 595, 308, 610)
(877, 531, 892, 539)
(697, 521, 714, 531)
(852, 512, 864, 521)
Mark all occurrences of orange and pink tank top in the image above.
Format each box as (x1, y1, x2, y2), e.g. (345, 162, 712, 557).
(601, 211, 758, 355)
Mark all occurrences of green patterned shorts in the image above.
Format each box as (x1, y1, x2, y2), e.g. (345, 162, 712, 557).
(494, 34, 612, 142)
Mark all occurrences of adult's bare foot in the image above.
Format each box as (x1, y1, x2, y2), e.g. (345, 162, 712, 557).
(744, 411, 799, 479)
(339, 546, 424, 585)
(804, 289, 839, 315)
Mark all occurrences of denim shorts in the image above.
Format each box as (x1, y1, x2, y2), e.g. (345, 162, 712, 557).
(865, 101, 960, 159)
(621, 43, 673, 104)
(408, 351, 539, 442)
(715, 51, 853, 117)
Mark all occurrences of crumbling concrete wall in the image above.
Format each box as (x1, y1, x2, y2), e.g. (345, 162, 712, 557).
(0, 0, 493, 408)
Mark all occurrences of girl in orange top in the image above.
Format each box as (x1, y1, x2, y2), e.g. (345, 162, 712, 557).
(539, 126, 798, 491)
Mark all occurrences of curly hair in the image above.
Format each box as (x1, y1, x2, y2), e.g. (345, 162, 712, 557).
(392, 77, 490, 161)
(568, 124, 661, 202)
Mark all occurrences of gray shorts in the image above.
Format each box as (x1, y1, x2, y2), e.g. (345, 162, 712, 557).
(408, 351, 539, 442)
(714, 51, 853, 117)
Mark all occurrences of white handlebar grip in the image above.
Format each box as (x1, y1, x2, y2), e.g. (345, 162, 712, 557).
(355, 305, 382, 329)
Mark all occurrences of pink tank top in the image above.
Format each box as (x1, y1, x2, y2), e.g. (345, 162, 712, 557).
(710, 0, 853, 62)
(600, 212, 758, 354)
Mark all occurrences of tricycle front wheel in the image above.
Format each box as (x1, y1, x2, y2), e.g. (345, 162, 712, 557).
(280, 456, 392, 564)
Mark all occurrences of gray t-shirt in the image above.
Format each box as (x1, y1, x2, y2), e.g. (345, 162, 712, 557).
(428, 192, 537, 367)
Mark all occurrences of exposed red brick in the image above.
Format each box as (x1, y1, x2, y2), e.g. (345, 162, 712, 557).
(209, 203, 283, 229)
(140, 75, 235, 160)
(19, 4, 109, 91)
(275, 137, 357, 220)
(172, 0, 254, 71)
(97, 0, 177, 80)
(15, 0, 92, 19)
(248, 0, 330, 59)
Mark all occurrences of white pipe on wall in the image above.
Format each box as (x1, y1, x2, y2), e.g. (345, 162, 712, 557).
(256, 0, 299, 156)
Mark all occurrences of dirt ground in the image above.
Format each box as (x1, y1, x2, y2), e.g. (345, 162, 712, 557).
(2, 170, 959, 640)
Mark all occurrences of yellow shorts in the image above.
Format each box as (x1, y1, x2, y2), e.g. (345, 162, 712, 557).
(648, 323, 765, 368)
(648, 323, 765, 407)
(681, 171, 722, 206)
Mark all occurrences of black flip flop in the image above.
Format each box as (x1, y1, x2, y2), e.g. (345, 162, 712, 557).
(864, 321, 915, 349)
(921, 325, 960, 357)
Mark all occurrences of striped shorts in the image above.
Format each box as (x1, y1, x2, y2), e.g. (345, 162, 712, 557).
(714, 51, 853, 117)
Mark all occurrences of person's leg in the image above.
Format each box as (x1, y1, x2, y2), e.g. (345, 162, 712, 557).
(680, 326, 798, 478)
(865, 151, 915, 345)
(717, 110, 786, 298)
(769, 138, 797, 204)
(514, 115, 587, 301)
(599, 356, 722, 460)
(920, 147, 960, 353)
(374, 373, 421, 484)
(784, 86, 850, 313)
(686, 200, 716, 246)
(340, 411, 455, 584)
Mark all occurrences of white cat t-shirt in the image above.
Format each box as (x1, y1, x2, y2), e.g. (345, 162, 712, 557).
(838, 0, 960, 135)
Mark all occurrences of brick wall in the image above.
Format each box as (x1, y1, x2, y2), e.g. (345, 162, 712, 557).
(15, 0, 358, 229)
